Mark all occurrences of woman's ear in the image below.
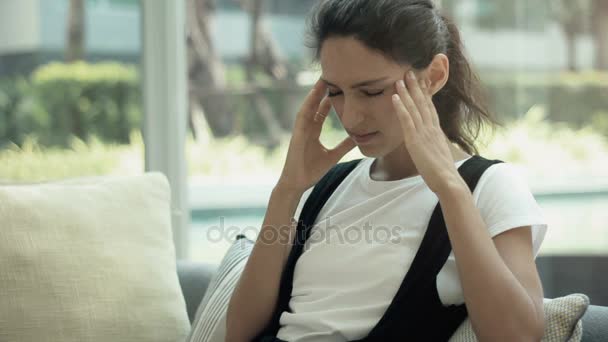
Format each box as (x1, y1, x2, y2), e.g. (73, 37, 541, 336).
(425, 53, 449, 95)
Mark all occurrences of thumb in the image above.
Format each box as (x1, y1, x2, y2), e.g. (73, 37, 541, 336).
(328, 136, 357, 162)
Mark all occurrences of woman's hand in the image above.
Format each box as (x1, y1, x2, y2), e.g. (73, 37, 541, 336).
(278, 78, 357, 193)
(391, 71, 465, 195)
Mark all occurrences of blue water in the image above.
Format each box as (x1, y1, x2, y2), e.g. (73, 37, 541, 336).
(189, 194, 608, 264)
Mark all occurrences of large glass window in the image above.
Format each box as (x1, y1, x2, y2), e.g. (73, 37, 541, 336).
(3, 0, 605, 304)
(185, 0, 336, 263)
(0, 0, 143, 182)
(444, 0, 608, 256)
(446, 0, 608, 303)
(186, 0, 608, 304)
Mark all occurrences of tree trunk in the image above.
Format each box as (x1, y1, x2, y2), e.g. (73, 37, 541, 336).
(187, 0, 235, 138)
(243, 0, 283, 148)
(243, 0, 288, 80)
(248, 0, 297, 132)
(3, 84, 19, 145)
(66, 0, 85, 62)
(552, 0, 585, 72)
(65, 0, 85, 141)
(591, 0, 608, 70)
(565, 31, 577, 71)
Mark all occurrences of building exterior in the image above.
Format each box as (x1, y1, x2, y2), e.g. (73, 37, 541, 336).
(0, 0, 597, 77)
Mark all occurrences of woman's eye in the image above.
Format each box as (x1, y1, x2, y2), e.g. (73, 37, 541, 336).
(327, 90, 384, 97)
(365, 90, 384, 97)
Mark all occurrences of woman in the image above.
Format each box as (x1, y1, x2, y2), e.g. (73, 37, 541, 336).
(227, 0, 547, 341)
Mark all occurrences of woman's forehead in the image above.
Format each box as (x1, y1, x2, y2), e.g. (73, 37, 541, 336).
(319, 37, 404, 82)
(320, 37, 386, 63)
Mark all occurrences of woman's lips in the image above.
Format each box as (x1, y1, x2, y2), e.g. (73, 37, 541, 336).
(351, 131, 379, 144)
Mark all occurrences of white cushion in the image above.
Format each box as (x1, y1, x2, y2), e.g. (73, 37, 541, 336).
(187, 235, 254, 342)
(0, 173, 190, 342)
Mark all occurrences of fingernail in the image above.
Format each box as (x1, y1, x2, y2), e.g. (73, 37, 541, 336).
(408, 71, 416, 80)
(398, 80, 405, 88)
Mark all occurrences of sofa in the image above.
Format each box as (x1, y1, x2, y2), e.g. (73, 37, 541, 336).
(176, 260, 608, 342)
(2, 173, 605, 341)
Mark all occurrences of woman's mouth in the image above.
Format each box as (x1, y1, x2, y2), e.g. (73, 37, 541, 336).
(350, 131, 379, 145)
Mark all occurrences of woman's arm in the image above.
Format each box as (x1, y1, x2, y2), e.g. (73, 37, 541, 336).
(391, 71, 544, 341)
(225, 185, 303, 342)
(436, 181, 545, 342)
(225, 78, 355, 342)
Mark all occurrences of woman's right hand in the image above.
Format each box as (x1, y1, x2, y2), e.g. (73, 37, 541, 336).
(277, 78, 357, 193)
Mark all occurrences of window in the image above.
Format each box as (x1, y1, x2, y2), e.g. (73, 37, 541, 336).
(0, 0, 143, 182)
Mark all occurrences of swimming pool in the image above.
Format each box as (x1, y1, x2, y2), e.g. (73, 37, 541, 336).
(189, 192, 608, 264)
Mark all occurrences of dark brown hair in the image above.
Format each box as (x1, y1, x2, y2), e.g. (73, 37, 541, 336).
(305, 0, 499, 155)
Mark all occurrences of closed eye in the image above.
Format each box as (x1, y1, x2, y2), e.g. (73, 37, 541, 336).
(365, 90, 385, 97)
(327, 90, 385, 98)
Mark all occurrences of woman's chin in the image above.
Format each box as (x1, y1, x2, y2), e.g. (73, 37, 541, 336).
(356, 144, 384, 158)
(356, 138, 403, 159)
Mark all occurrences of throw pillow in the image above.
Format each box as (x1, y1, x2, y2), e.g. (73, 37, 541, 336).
(449, 293, 589, 341)
(0, 173, 191, 342)
(187, 234, 254, 342)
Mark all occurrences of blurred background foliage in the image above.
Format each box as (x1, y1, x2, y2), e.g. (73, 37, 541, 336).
(1, 0, 608, 182)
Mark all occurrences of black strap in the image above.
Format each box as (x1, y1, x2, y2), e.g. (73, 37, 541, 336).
(255, 155, 503, 341)
(381, 155, 502, 297)
(253, 159, 363, 341)
(359, 155, 503, 341)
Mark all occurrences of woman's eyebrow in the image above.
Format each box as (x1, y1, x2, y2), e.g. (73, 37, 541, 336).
(321, 76, 391, 89)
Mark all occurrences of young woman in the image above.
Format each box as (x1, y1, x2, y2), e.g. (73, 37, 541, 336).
(227, 1, 547, 341)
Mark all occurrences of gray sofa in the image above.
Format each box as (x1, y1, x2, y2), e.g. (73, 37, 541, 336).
(176, 261, 608, 341)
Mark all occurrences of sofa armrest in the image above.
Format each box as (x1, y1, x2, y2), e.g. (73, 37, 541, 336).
(176, 260, 218, 323)
(582, 305, 608, 342)
(175, 260, 608, 339)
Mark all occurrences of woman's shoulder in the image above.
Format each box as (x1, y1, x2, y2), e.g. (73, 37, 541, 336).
(470, 158, 547, 245)
(472, 159, 538, 208)
(455, 154, 513, 189)
(475, 159, 529, 190)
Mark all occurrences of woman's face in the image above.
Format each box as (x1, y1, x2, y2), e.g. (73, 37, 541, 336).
(319, 36, 412, 158)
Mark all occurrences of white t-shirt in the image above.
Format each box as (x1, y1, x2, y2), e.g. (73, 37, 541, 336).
(276, 156, 548, 342)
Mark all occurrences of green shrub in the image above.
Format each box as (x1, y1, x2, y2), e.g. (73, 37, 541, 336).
(0, 77, 40, 147)
(3, 64, 608, 151)
(482, 71, 608, 130)
(30, 61, 141, 146)
(481, 104, 608, 180)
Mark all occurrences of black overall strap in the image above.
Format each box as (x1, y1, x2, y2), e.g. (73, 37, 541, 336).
(357, 155, 504, 341)
(254, 156, 503, 342)
(253, 158, 363, 342)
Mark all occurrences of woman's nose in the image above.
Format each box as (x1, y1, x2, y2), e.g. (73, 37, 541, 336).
(340, 100, 364, 130)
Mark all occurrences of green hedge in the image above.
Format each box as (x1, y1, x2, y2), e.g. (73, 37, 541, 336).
(0, 76, 38, 147)
(31, 62, 140, 146)
(2, 64, 608, 149)
(0, 62, 140, 148)
(482, 72, 608, 129)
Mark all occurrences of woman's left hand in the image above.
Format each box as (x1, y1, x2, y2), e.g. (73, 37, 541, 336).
(391, 70, 464, 196)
